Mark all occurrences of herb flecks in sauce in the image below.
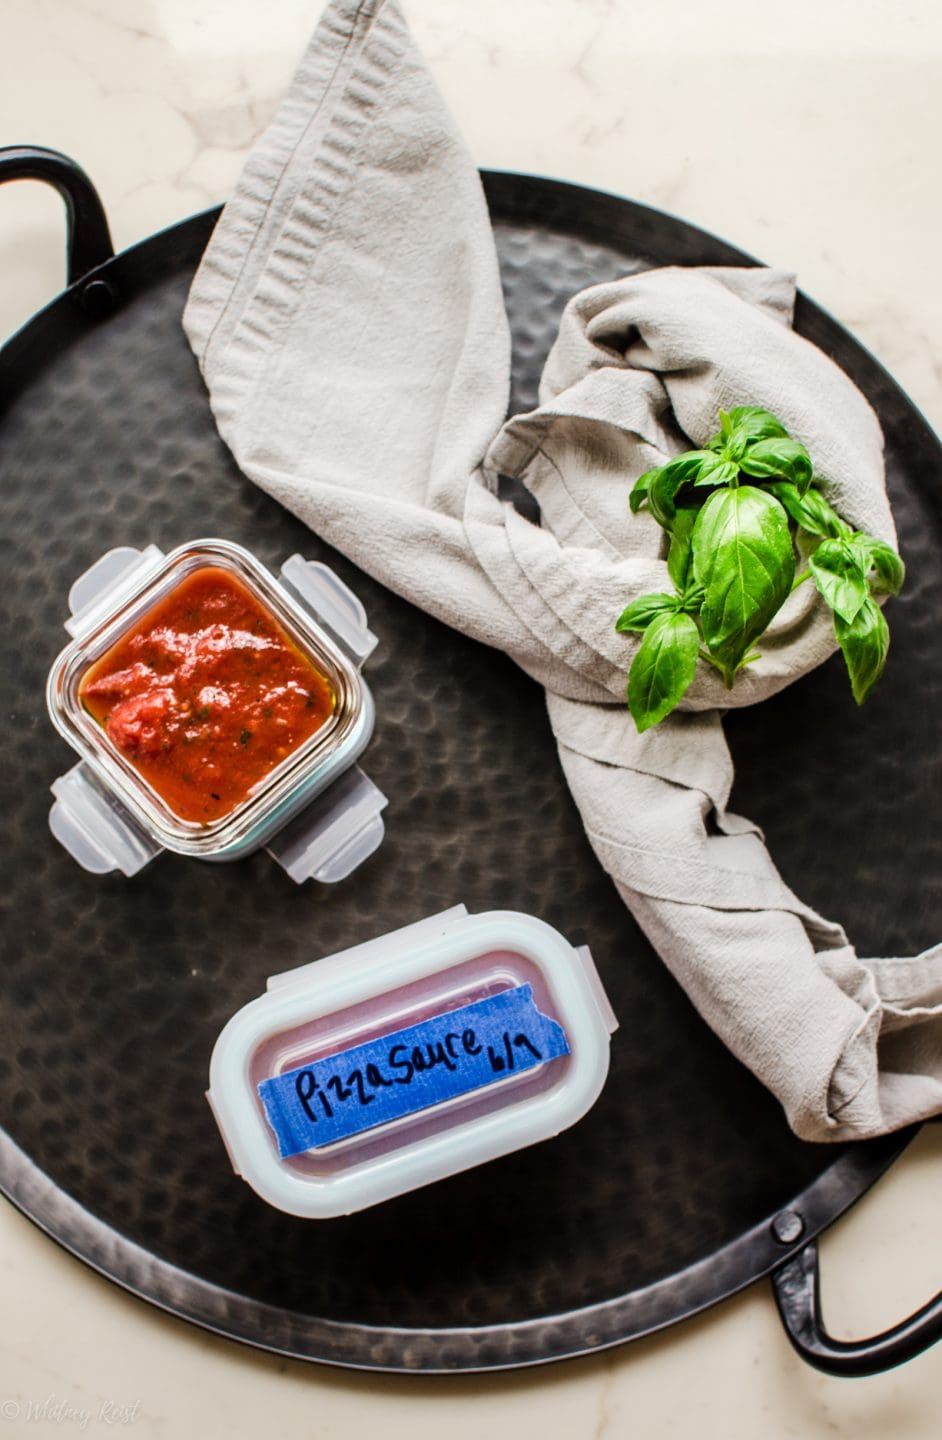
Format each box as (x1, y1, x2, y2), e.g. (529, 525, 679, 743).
(80, 567, 335, 822)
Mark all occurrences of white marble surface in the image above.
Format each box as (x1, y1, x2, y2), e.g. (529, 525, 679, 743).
(1, 1, 940, 1434)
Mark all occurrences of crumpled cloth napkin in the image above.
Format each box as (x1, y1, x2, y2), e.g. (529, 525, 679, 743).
(184, 0, 942, 1141)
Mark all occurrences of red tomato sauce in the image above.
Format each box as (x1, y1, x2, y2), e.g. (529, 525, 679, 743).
(79, 567, 336, 824)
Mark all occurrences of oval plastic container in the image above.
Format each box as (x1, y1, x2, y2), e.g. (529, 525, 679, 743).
(46, 538, 386, 884)
(207, 906, 618, 1217)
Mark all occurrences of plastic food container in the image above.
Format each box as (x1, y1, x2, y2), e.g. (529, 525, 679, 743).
(207, 906, 618, 1217)
(46, 538, 385, 883)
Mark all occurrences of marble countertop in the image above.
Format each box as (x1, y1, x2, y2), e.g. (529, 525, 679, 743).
(1, 1, 939, 1434)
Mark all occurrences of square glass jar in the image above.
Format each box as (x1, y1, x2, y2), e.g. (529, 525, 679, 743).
(46, 538, 377, 868)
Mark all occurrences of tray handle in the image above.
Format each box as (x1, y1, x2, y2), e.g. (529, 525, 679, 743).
(772, 1235, 942, 1376)
(0, 144, 114, 299)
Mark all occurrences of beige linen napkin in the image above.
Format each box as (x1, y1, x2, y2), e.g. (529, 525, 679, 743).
(184, 0, 942, 1141)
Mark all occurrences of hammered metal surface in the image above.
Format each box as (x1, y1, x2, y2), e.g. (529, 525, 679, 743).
(1, 176, 939, 1363)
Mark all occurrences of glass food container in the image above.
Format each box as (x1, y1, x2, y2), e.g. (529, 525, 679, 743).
(46, 538, 385, 884)
(207, 906, 619, 1217)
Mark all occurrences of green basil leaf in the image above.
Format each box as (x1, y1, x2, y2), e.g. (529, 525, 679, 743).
(739, 437, 813, 493)
(681, 581, 705, 612)
(809, 539, 869, 624)
(666, 508, 696, 590)
(729, 405, 790, 440)
(692, 485, 795, 682)
(766, 481, 848, 539)
(615, 592, 678, 634)
(834, 596, 889, 705)
(692, 456, 740, 488)
(860, 536, 905, 596)
(682, 450, 723, 468)
(707, 405, 789, 451)
(629, 465, 659, 515)
(647, 452, 718, 527)
(704, 410, 738, 454)
(627, 610, 700, 733)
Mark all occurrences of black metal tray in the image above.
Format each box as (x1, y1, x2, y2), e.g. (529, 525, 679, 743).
(1, 149, 940, 1376)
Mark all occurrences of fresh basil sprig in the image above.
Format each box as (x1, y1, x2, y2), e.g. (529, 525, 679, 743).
(617, 406, 904, 731)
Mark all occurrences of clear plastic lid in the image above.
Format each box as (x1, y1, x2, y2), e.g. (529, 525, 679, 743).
(207, 907, 618, 1217)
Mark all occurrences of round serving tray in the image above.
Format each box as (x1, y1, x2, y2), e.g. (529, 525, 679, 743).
(0, 152, 940, 1375)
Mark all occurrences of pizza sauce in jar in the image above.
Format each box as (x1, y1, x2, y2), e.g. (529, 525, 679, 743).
(79, 568, 336, 823)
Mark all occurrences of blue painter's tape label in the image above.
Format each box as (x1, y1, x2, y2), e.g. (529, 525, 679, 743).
(257, 983, 570, 1158)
